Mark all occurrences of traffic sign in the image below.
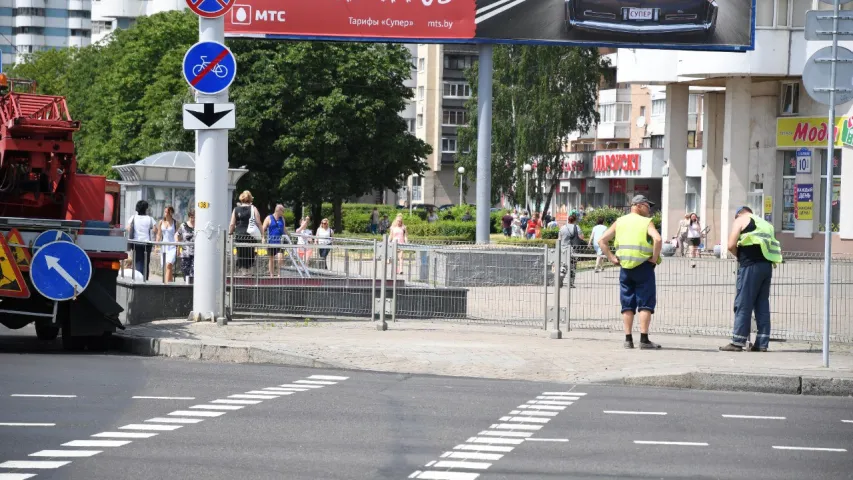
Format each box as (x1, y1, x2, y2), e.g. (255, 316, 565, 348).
(183, 103, 235, 130)
(32, 230, 74, 251)
(0, 234, 29, 298)
(6, 228, 32, 272)
(30, 241, 92, 301)
(802, 46, 853, 105)
(182, 41, 237, 96)
(805, 10, 853, 41)
(186, 0, 236, 18)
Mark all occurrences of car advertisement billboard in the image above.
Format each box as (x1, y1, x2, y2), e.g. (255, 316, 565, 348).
(224, 0, 754, 51)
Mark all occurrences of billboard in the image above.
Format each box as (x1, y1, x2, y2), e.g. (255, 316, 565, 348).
(224, 0, 755, 51)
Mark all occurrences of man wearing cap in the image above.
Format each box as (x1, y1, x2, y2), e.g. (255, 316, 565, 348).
(719, 206, 783, 352)
(597, 195, 663, 349)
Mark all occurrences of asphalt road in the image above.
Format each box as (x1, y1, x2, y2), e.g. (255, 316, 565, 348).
(474, 0, 752, 47)
(1, 337, 852, 479)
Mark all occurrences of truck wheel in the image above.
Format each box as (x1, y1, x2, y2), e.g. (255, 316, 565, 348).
(35, 325, 60, 341)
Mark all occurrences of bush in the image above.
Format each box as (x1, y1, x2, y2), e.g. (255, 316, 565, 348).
(407, 221, 476, 240)
(540, 227, 559, 240)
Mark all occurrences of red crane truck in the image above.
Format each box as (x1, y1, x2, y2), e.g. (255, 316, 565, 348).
(0, 76, 127, 350)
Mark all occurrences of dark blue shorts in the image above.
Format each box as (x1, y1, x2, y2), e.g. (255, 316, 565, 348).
(619, 261, 657, 314)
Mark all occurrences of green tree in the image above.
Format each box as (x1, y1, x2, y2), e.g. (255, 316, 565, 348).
(458, 46, 605, 212)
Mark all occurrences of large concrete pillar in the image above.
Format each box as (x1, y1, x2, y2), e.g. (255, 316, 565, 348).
(661, 84, 689, 239)
(720, 77, 752, 258)
(701, 92, 725, 250)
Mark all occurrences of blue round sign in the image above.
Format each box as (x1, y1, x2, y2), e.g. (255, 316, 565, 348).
(30, 241, 92, 301)
(32, 230, 74, 251)
(182, 41, 237, 95)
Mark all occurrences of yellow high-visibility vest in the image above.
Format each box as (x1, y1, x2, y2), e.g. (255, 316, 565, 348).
(614, 213, 659, 269)
(738, 214, 783, 264)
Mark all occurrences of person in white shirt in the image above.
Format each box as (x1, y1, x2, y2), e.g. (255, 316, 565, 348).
(589, 217, 608, 272)
(686, 213, 702, 266)
(316, 218, 333, 269)
(126, 200, 159, 280)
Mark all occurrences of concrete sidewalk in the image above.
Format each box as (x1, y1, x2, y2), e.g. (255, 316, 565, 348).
(115, 319, 853, 395)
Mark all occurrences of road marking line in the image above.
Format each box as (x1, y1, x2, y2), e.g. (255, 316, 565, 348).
(0, 474, 38, 480)
(525, 438, 569, 442)
(294, 380, 336, 385)
(509, 410, 557, 416)
(62, 440, 131, 447)
(542, 392, 586, 396)
(476, 0, 516, 15)
(131, 396, 195, 400)
(491, 424, 542, 430)
(263, 387, 308, 392)
(475, 0, 526, 23)
(168, 410, 225, 417)
(499, 416, 550, 424)
(229, 394, 277, 399)
(425, 460, 436, 467)
(517, 405, 565, 411)
(605, 411, 667, 415)
(246, 390, 293, 396)
(634, 441, 708, 446)
(145, 417, 203, 424)
(93, 432, 157, 439)
(30, 450, 101, 457)
(211, 399, 261, 405)
(279, 383, 323, 389)
(308, 375, 349, 381)
(536, 396, 579, 401)
(442, 451, 504, 461)
(466, 437, 525, 445)
(477, 431, 532, 437)
(414, 472, 480, 479)
(433, 460, 491, 470)
(455, 444, 514, 452)
(120, 424, 181, 431)
(529, 401, 572, 406)
(10, 394, 76, 398)
(722, 415, 785, 420)
(0, 461, 70, 469)
(0, 423, 55, 427)
(773, 446, 847, 452)
(841, 420, 853, 423)
(190, 404, 244, 411)
(409, 472, 421, 478)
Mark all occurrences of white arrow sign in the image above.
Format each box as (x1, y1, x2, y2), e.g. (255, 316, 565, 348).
(45, 255, 84, 292)
(182, 103, 236, 130)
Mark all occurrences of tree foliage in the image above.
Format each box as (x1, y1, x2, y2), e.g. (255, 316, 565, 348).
(10, 10, 430, 229)
(458, 46, 605, 212)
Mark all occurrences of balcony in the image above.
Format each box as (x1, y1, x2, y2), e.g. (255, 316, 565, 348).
(599, 87, 631, 104)
(68, 17, 92, 30)
(68, 0, 93, 12)
(14, 33, 45, 47)
(13, 0, 46, 8)
(15, 16, 46, 28)
(597, 122, 630, 139)
(92, 0, 140, 18)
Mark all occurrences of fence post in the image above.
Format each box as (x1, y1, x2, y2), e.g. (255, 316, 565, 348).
(376, 235, 389, 331)
(130, 242, 136, 280)
(391, 240, 398, 323)
(229, 235, 235, 316)
(217, 231, 228, 326)
(543, 244, 549, 330)
(161, 241, 166, 284)
(551, 242, 562, 339)
(565, 245, 572, 333)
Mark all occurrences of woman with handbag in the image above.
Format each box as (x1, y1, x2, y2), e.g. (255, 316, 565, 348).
(229, 190, 262, 276)
(559, 214, 585, 288)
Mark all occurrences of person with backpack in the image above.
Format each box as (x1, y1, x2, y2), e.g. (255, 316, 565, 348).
(559, 214, 584, 288)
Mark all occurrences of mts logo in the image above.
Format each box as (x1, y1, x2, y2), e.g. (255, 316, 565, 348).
(231, 5, 285, 25)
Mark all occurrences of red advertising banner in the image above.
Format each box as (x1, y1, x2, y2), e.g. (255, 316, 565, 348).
(226, 0, 475, 40)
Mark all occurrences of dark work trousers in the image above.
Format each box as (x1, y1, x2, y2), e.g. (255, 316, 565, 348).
(732, 261, 773, 349)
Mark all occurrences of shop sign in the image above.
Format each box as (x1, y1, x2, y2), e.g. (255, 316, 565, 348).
(563, 160, 584, 172)
(776, 116, 846, 148)
(764, 196, 773, 222)
(593, 153, 641, 173)
(842, 117, 853, 147)
(795, 184, 814, 221)
(634, 184, 650, 192)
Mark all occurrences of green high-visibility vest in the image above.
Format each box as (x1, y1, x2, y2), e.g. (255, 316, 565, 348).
(614, 213, 659, 269)
(738, 214, 783, 264)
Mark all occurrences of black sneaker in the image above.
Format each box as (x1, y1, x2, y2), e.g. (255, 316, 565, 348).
(719, 343, 744, 352)
(749, 343, 768, 352)
(639, 341, 661, 349)
(624, 340, 635, 349)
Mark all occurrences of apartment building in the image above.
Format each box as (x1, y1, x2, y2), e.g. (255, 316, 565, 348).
(91, 0, 184, 43)
(0, 0, 92, 66)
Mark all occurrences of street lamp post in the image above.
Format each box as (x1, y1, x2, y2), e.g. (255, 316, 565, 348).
(523, 164, 532, 212)
(457, 166, 465, 205)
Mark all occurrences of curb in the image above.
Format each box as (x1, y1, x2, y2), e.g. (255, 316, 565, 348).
(111, 334, 340, 369)
(605, 372, 853, 396)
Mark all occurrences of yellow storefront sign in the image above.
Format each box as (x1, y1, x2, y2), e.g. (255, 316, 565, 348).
(797, 202, 813, 220)
(776, 116, 847, 148)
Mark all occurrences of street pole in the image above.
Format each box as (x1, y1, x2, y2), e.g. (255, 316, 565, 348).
(191, 15, 228, 322)
(525, 172, 529, 212)
(822, 0, 839, 367)
(458, 166, 465, 205)
(475, 44, 493, 244)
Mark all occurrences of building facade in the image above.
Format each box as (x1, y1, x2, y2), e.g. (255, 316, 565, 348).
(91, 0, 184, 43)
(0, 0, 92, 66)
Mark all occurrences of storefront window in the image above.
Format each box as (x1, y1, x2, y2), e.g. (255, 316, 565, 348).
(781, 151, 797, 232)
(819, 149, 842, 232)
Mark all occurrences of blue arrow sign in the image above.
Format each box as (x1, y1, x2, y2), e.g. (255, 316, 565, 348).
(183, 41, 237, 95)
(30, 241, 92, 301)
(32, 230, 74, 251)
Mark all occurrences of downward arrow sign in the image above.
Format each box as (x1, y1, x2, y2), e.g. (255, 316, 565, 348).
(187, 103, 232, 127)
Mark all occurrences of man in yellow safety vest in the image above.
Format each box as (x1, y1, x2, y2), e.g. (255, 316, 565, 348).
(720, 206, 783, 352)
(597, 195, 663, 349)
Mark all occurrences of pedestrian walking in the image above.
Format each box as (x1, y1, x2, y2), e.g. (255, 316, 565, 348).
(262, 204, 287, 277)
(719, 206, 783, 352)
(156, 206, 178, 283)
(389, 213, 408, 274)
(676, 213, 690, 256)
(686, 213, 702, 266)
(597, 195, 663, 350)
(589, 217, 608, 272)
(558, 214, 584, 288)
(370, 207, 380, 234)
(316, 218, 333, 269)
(126, 200, 158, 280)
(176, 208, 196, 285)
(229, 190, 262, 276)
